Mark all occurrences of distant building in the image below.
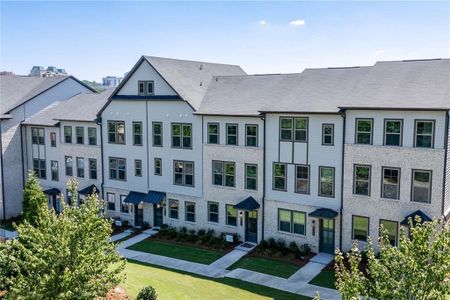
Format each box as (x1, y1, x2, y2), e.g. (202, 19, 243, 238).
(0, 71, 14, 76)
(30, 66, 67, 77)
(102, 76, 123, 88)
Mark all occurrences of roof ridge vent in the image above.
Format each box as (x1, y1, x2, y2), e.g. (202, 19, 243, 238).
(327, 66, 361, 69)
(199, 64, 203, 70)
(401, 58, 443, 62)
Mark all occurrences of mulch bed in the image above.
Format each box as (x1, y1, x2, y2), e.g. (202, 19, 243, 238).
(150, 234, 240, 254)
(111, 224, 133, 236)
(248, 248, 316, 267)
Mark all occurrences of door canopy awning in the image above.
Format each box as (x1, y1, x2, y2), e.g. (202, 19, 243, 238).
(234, 196, 260, 210)
(124, 190, 166, 205)
(308, 208, 338, 219)
(78, 184, 99, 195)
(400, 210, 432, 226)
(124, 191, 147, 204)
(43, 188, 61, 196)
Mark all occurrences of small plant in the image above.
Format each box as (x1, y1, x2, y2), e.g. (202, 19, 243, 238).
(288, 241, 300, 255)
(206, 229, 215, 237)
(299, 243, 311, 255)
(259, 239, 269, 249)
(276, 238, 286, 249)
(167, 227, 178, 239)
(160, 224, 169, 230)
(136, 285, 157, 300)
(197, 229, 206, 236)
(232, 233, 240, 243)
(180, 226, 188, 233)
(142, 222, 150, 229)
(267, 237, 276, 248)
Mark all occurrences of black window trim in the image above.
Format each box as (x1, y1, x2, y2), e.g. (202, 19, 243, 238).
(208, 201, 219, 223)
(88, 158, 97, 180)
(65, 155, 73, 176)
(64, 126, 72, 144)
(173, 160, 195, 187)
(272, 162, 287, 191)
(88, 127, 97, 146)
(321, 123, 335, 146)
(109, 157, 127, 181)
(207, 122, 220, 144)
(245, 124, 259, 147)
(383, 118, 403, 147)
(107, 120, 126, 145)
(414, 119, 435, 148)
(381, 166, 401, 200)
(244, 163, 258, 191)
(138, 80, 155, 96)
(226, 123, 239, 146)
(226, 204, 237, 226)
(411, 169, 432, 204)
(318, 165, 335, 198)
(76, 157, 84, 178)
(352, 214, 370, 242)
(154, 157, 162, 176)
(51, 160, 59, 181)
(294, 164, 310, 194)
(355, 118, 374, 145)
(184, 201, 196, 223)
(277, 208, 307, 236)
(353, 164, 371, 196)
(379, 219, 399, 246)
(152, 121, 163, 147)
(31, 127, 45, 145)
(132, 121, 143, 146)
(171, 122, 193, 149)
(75, 126, 84, 145)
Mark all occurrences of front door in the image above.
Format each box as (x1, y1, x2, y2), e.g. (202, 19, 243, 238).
(319, 219, 335, 254)
(135, 203, 144, 227)
(245, 211, 258, 243)
(153, 204, 163, 227)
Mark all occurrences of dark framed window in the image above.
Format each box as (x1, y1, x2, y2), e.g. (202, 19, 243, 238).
(169, 199, 179, 219)
(172, 123, 192, 149)
(107, 193, 115, 211)
(76, 157, 84, 178)
(273, 163, 287, 191)
(76, 127, 84, 144)
(278, 209, 306, 235)
(152, 122, 163, 147)
(411, 169, 432, 203)
(65, 156, 73, 176)
(382, 167, 400, 200)
(384, 119, 402, 146)
(379, 219, 398, 246)
(353, 165, 371, 196)
(414, 120, 435, 148)
(31, 127, 45, 145)
(212, 161, 235, 187)
(355, 119, 373, 145)
(245, 164, 257, 190)
(322, 124, 334, 146)
(133, 122, 143, 146)
(208, 201, 219, 223)
(33, 159, 46, 179)
(246, 124, 258, 147)
(295, 165, 310, 194)
(51, 160, 58, 181)
(89, 159, 97, 180)
(88, 127, 97, 145)
(50, 132, 56, 147)
(226, 123, 238, 145)
(185, 202, 196, 222)
(64, 126, 72, 143)
(109, 157, 126, 181)
(107, 121, 125, 144)
(280, 118, 293, 141)
(135, 159, 142, 177)
(154, 158, 162, 176)
(294, 117, 308, 142)
(319, 166, 335, 197)
(120, 194, 129, 213)
(226, 205, 237, 226)
(138, 80, 154, 96)
(173, 160, 194, 187)
(352, 215, 369, 242)
(208, 123, 219, 144)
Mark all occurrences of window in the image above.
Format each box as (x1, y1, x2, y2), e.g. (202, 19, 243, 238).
(120, 195, 129, 213)
(208, 123, 219, 144)
(76, 127, 84, 144)
(154, 158, 162, 176)
(294, 118, 308, 142)
(172, 123, 192, 148)
(109, 157, 126, 181)
(280, 117, 308, 142)
(245, 164, 257, 190)
(226, 205, 237, 226)
(89, 159, 97, 180)
(135, 159, 142, 177)
(382, 167, 400, 199)
(412, 170, 432, 203)
(278, 209, 306, 235)
(415, 120, 434, 148)
(65, 156, 73, 176)
(353, 165, 371, 196)
(322, 124, 334, 146)
(88, 127, 97, 145)
(246, 124, 258, 147)
(226, 124, 238, 145)
(208, 202, 219, 223)
(379, 220, 398, 246)
(138, 80, 154, 96)
(31, 127, 45, 145)
(169, 199, 179, 219)
(174, 161, 194, 186)
(152, 122, 162, 146)
(384, 119, 402, 146)
(133, 122, 142, 146)
(50, 132, 56, 147)
(319, 166, 335, 197)
(212, 161, 235, 187)
(352, 215, 369, 242)
(280, 118, 293, 141)
(295, 165, 310, 194)
(273, 163, 287, 191)
(76, 157, 84, 178)
(51, 160, 58, 181)
(32, 159, 45, 178)
(108, 121, 125, 144)
(185, 202, 196, 222)
(64, 126, 72, 143)
(355, 119, 373, 145)
(107, 193, 115, 211)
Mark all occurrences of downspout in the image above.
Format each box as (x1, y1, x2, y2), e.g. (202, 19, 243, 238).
(261, 113, 266, 241)
(146, 99, 150, 190)
(339, 110, 346, 250)
(441, 110, 449, 220)
(0, 121, 6, 220)
(97, 117, 105, 199)
(20, 123, 26, 193)
(201, 115, 204, 198)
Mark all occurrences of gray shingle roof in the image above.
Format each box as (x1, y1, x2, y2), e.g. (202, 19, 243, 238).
(23, 89, 113, 126)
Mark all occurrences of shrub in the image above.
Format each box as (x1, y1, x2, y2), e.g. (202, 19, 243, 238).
(206, 229, 215, 237)
(142, 222, 150, 229)
(167, 228, 178, 239)
(299, 243, 311, 255)
(136, 286, 157, 300)
(232, 233, 240, 243)
(122, 220, 129, 227)
(160, 224, 169, 230)
(267, 238, 277, 248)
(180, 227, 188, 233)
(197, 229, 206, 236)
(276, 239, 286, 250)
(259, 239, 269, 249)
(288, 241, 300, 255)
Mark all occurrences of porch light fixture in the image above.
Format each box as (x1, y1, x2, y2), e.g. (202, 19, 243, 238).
(312, 220, 316, 236)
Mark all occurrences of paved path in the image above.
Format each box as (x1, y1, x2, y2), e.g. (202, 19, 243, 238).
(288, 252, 334, 283)
(209, 248, 248, 269)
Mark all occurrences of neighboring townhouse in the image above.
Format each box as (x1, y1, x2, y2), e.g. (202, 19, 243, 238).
(0, 74, 94, 219)
(22, 90, 111, 211)
(98, 56, 245, 227)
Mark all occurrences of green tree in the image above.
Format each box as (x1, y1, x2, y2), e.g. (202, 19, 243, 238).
(21, 171, 48, 226)
(0, 184, 125, 299)
(335, 218, 450, 300)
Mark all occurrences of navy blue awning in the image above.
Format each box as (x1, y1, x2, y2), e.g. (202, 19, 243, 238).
(124, 191, 147, 204)
(43, 188, 60, 195)
(78, 184, 99, 195)
(234, 197, 260, 210)
(143, 190, 166, 204)
(308, 208, 338, 219)
(401, 210, 432, 226)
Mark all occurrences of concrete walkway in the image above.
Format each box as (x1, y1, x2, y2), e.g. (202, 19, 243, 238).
(288, 252, 334, 283)
(209, 248, 248, 269)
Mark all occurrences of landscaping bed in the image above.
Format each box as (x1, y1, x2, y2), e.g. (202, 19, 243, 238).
(0, 216, 22, 231)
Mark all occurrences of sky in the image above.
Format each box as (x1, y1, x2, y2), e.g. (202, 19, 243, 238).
(1, 1, 449, 81)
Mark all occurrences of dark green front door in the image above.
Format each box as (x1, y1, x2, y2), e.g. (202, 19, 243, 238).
(154, 204, 163, 227)
(245, 211, 258, 243)
(319, 219, 335, 254)
(135, 204, 144, 227)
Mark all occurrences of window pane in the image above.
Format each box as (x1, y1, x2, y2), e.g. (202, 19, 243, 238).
(383, 168, 399, 199)
(353, 216, 369, 241)
(293, 212, 305, 235)
(412, 170, 431, 203)
(380, 220, 397, 246)
(279, 209, 291, 232)
(356, 120, 372, 144)
(227, 205, 237, 226)
(320, 167, 334, 196)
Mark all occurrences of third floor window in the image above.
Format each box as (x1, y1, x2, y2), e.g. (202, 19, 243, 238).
(108, 121, 125, 144)
(355, 119, 373, 145)
(31, 127, 45, 145)
(415, 120, 434, 148)
(384, 119, 402, 146)
(172, 123, 192, 149)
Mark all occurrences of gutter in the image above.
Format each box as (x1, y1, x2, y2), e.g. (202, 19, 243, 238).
(339, 110, 346, 250)
(442, 110, 449, 220)
(0, 121, 6, 220)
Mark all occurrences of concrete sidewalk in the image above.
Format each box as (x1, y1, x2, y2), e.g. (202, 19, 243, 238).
(209, 248, 248, 269)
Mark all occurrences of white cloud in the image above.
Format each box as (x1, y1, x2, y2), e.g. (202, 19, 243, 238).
(258, 20, 267, 26)
(374, 49, 386, 56)
(289, 19, 305, 26)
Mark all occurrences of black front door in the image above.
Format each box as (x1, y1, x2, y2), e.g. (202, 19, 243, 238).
(319, 219, 335, 254)
(135, 203, 144, 227)
(154, 204, 163, 227)
(245, 211, 258, 243)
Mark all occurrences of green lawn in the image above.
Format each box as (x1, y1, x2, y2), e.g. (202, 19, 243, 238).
(127, 239, 224, 265)
(123, 259, 311, 300)
(309, 269, 336, 289)
(228, 256, 301, 279)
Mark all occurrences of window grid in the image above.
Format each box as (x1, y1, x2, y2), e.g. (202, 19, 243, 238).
(383, 119, 402, 146)
(154, 158, 162, 176)
(382, 167, 400, 200)
(208, 201, 219, 223)
(65, 156, 73, 176)
(31, 127, 45, 145)
(245, 164, 257, 190)
(172, 123, 192, 149)
(89, 159, 97, 180)
(64, 126, 72, 143)
(51, 160, 58, 181)
(355, 118, 373, 145)
(76, 157, 84, 178)
(319, 166, 335, 197)
(169, 199, 179, 219)
(76, 127, 84, 144)
(414, 120, 435, 148)
(226, 123, 238, 145)
(207, 123, 219, 144)
(109, 157, 126, 181)
(108, 121, 125, 144)
(353, 165, 371, 196)
(88, 127, 97, 146)
(273, 163, 287, 191)
(245, 124, 258, 147)
(152, 122, 163, 147)
(352, 215, 369, 242)
(322, 124, 334, 146)
(295, 165, 310, 194)
(226, 205, 237, 226)
(278, 209, 306, 235)
(411, 169, 432, 203)
(173, 160, 194, 187)
(32, 159, 46, 178)
(134, 159, 142, 177)
(133, 122, 143, 146)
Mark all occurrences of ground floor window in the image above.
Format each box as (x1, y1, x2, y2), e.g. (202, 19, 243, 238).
(208, 201, 219, 223)
(352, 215, 369, 242)
(185, 202, 196, 222)
(169, 199, 179, 219)
(278, 209, 306, 235)
(107, 193, 115, 211)
(379, 219, 398, 246)
(226, 205, 237, 226)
